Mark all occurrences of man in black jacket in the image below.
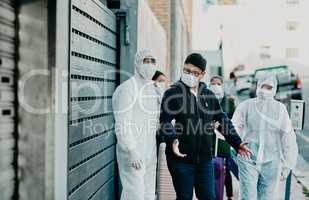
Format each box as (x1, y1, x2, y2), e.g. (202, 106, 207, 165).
(159, 53, 251, 200)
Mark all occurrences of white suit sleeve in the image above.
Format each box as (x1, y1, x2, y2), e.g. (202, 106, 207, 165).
(231, 102, 246, 138)
(112, 86, 138, 157)
(280, 105, 298, 171)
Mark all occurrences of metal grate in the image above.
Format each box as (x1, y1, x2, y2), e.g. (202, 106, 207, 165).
(0, 0, 16, 200)
(68, 0, 117, 199)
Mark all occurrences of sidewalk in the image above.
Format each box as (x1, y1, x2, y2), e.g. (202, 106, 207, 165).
(157, 144, 308, 199)
(293, 155, 309, 199)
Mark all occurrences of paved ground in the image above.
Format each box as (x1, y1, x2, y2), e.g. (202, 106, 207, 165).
(297, 78, 309, 162)
(294, 77, 309, 199)
(157, 144, 308, 200)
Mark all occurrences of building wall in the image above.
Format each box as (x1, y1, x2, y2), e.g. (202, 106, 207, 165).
(170, 0, 193, 81)
(147, 0, 192, 81)
(147, 0, 171, 33)
(201, 0, 309, 77)
(147, 0, 171, 75)
(118, 0, 139, 82)
(17, 0, 53, 199)
(138, 0, 168, 76)
(181, 0, 193, 46)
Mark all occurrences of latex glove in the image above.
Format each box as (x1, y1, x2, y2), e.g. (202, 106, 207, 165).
(172, 139, 187, 158)
(129, 151, 143, 170)
(132, 160, 143, 170)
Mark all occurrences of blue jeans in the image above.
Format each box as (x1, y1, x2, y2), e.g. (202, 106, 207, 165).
(167, 158, 216, 200)
(227, 157, 239, 179)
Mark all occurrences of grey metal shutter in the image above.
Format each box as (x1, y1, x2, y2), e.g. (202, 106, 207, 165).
(0, 0, 16, 200)
(68, 0, 117, 199)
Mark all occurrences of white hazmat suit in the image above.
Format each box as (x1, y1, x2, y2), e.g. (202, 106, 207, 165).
(112, 49, 160, 200)
(231, 75, 298, 200)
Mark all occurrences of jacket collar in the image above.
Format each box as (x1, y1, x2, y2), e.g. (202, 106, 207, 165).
(175, 80, 208, 95)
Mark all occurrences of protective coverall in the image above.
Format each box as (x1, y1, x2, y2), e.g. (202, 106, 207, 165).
(112, 49, 160, 200)
(231, 75, 298, 200)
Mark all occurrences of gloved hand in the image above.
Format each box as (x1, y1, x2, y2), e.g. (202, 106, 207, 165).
(129, 150, 143, 170)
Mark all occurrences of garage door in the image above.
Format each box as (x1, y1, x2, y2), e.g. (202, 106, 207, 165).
(0, 0, 16, 200)
(68, 0, 117, 199)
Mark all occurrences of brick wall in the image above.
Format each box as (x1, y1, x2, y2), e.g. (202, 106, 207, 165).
(181, 0, 193, 47)
(147, 0, 171, 76)
(138, 0, 168, 76)
(147, 0, 193, 80)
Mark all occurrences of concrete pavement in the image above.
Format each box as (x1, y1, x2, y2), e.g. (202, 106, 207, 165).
(156, 144, 308, 199)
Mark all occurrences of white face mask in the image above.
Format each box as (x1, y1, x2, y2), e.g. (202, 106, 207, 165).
(136, 63, 157, 80)
(181, 72, 199, 88)
(209, 84, 224, 101)
(156, 81, 167, 93)
(256, 88, 274, 99)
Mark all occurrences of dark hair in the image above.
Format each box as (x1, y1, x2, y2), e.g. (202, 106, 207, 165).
(210, 75, 223, 84)
(152, 71, 165, 81)
(229, 72, 236, 79)
(184, 53, 207, 71)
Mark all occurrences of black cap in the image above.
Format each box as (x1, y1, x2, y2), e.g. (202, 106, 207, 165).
(184, 53, 207, 71)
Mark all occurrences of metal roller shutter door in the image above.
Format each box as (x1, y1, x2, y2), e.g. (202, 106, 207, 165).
(0, 0, 16, 200)
(68, 0, 117, 199)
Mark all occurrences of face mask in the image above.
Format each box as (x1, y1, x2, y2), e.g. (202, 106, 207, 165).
(209, 84, 224, 101)
(156, 81, 167, 93)
(181, 72, 199, 88)
(256, 88, 274, 99)
(136, 63, 157, 80)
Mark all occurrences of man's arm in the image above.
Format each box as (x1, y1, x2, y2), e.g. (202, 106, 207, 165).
(214, 97, 242, 152)
(159, 88, 179, 144)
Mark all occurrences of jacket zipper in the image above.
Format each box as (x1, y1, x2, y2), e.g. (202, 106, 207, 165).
(195, 95, 201, 164)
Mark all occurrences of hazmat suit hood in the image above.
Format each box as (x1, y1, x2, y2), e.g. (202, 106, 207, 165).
(256, 74, 277, 100)
(134, 49, 158, 80)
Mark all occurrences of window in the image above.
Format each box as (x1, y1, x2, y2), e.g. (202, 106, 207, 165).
(286, 21, 298, 31)
(286, 0, 300, 5)
(260, 45, 271, 59)
(285, 48, 299, 58)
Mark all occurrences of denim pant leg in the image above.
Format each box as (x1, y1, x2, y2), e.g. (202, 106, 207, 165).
(166, 158, 195, 200)
(227, 157, 239, 180)
(237, 158, 259, 200)
(194, 159, 216, 200)
(257, 161, 281, 200)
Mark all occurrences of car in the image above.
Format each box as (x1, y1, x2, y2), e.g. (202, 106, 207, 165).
(249, 65, 302, 101)
(236, 71, 254, 102)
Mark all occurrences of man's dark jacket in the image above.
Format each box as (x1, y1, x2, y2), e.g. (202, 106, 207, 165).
(159, 80, 242, 164)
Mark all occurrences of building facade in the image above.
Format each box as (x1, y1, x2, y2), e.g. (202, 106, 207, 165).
(147, 0, 193, 81)
(0, 0, 193, 200)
